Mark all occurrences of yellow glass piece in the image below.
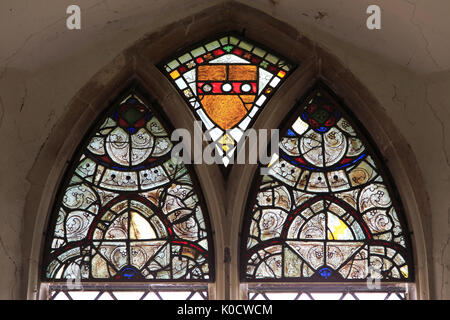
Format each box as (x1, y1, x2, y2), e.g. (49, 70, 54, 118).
(267, 153, 279, 168)
(182, 246, 197, 259)
(240, 95, 256, 103)
(218, 134, 235, 152)
(198, 65, 227, 81)
(349, 161, 375, 187)
(228, 65, 257, 81)
(327, 213, 352, 240)
(170, 70, 180, 79)
(129, 211, 156, 240)
(400, 265, 408, 278)
(277, 70, 286, 78)
(200, 95, 249, 129)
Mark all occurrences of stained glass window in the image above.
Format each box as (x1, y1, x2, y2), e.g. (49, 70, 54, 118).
(161, 34, 294, 167)
(42, 90, 214, 282)
(241, 85, 413, 282)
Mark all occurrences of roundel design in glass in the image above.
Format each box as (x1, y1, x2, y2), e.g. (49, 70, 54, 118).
(241, 86, 413, 282)
(43, 91, 214, 282)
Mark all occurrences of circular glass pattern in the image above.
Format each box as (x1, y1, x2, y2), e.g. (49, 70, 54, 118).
(202, 83, 212, 92)
(222, 83, 233, 92)
(241, 83, 252, 93)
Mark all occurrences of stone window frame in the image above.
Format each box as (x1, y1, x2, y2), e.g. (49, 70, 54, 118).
(23, 2, 431, 300)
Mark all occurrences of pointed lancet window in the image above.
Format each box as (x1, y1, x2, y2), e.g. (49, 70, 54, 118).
(43, 89, 214, 282)
(241, 85, 413, 282)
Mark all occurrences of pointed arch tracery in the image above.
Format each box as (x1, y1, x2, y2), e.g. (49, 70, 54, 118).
(241, 84, 414, 282)
(42, 88, 215, 282)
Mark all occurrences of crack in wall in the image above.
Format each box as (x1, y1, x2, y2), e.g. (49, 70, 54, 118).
(19, 87, 27, 113)
(0, 0, 114, 79)
(440, 231, 450, 298)
(0, 32, 36, 81)
(391, 84, 415, 126)
(314, 11, 328, 21)
(0, 95, 4, 130)
(405, 48, 417, 68)
(425, 83, 450, 298)
(0, 235, 19, 299)
(403, 0, 442, 71)
(185, 15, 196, 36)
(425, 84, 450, 172)
(289, 32, 302, 63)
(44, 110, 56, 129)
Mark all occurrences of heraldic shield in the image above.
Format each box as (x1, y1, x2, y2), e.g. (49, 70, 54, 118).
(197, 64, 257, 130)
(162, 34, 294, 167)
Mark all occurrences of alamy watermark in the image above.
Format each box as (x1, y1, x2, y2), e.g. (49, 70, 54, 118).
(170, 121, 279, 175)
(66, 5, 81, 30)
(366, 5, 381, 30)
(66, 5, 382, 31)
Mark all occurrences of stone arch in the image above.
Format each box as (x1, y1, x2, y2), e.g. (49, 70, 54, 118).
(23, 1, 431, 300)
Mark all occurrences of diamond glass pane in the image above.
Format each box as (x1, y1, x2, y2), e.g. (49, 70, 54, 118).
(248, 288, 406, 300)
(49, 288, 208, 300)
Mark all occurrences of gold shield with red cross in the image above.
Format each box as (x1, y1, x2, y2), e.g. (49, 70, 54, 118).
(197, 64, 258, 130)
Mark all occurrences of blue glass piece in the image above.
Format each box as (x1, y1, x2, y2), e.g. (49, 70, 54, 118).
(111, 164, 146, 171)
(280, 152, 316, 171)
(334, 153, 367, 170)
(127, 127, 137, 134)
(286, 129, 296, 137)
(301, 111, 309, 121)
(318, 267, 332, 279)
(334, 162, 352, 170)
(120, 266, 139, 279)
(352, 153, 366, 164)
(126, 97, 140, 104)
(316, 126, 328, 133)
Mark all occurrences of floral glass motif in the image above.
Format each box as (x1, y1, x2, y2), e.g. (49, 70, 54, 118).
(161, 34, 293, 166)
(242, 88, 412, 282)
(43, 93, 213, 282)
